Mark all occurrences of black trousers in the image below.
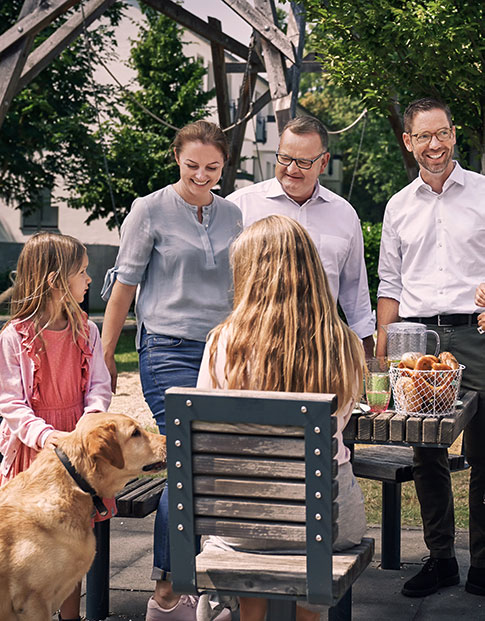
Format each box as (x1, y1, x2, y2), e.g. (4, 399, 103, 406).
(412, 323, 485, 567)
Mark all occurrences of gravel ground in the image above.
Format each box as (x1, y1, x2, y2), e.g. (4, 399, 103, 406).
(109, 371, 156, 430)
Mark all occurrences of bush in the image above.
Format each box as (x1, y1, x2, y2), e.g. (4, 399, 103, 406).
(362, 221, 382, 312)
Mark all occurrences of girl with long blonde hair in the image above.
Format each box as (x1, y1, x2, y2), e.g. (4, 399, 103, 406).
(197, 215, 367, 621)
(0, 232, 112, 621)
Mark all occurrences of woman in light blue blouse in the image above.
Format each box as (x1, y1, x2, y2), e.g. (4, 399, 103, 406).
(101, 120, 241, 621)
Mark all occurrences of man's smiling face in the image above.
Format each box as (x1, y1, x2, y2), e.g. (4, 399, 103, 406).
(403, 108, 456, 178)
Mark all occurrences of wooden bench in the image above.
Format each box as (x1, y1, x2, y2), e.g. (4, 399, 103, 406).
(352, 445, 468, 570)
(85, 476, 166, 620)
(165, 387, 374, 621)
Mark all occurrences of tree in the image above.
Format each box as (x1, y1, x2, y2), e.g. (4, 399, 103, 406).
(298, 0, 485, 175)
(299, 74, 407, 221)
(69, 7, 213, 229)
(0, 1, 125, 214)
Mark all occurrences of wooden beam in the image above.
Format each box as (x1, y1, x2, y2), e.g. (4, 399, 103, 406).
(208, 17, 232, 132)
(0, 0, 42, 126)
(0, 0, 80, 57)
(143, 0, 251, 61)
(221, 42, 258, 196)
(221, 0, 296, 64)
(254, 0, 291, 133)
(288, 2, 305, 118)
(225, 60, 323, 73)
(16, 0, 116, 94)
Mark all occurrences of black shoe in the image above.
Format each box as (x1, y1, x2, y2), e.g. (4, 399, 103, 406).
(402, 557, 460, 597)
(466, 566, 485, 595)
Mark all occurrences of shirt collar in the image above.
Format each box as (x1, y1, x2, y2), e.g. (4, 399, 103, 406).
(267, 177, 330, 204)
(414, 160, 464, 194)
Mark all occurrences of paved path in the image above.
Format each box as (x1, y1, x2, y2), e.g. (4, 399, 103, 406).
(72, 518, 485, 621)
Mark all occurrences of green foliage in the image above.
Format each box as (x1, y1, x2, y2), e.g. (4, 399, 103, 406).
(114, 330, 139, 372)
(300, 76, 408, 219)
(362, 221, 382, 311)
(298, 0, 485, 171)
(0, 1, 125, 213)
(69, 8, 213, 229)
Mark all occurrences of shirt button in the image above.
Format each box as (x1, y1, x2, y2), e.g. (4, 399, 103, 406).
(438, 243, 442, 247)
(437, 219, 442, 224)
(439, 267, 443, 271)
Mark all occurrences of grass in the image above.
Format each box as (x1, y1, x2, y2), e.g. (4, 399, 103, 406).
(112, 332, 471, 528)
(114, 331, 139, 372)
(359, 469, 470, 529)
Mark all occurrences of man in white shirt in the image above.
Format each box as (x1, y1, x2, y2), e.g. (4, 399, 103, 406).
(377, 98, 485, 597)
(227, 116, 375, 357)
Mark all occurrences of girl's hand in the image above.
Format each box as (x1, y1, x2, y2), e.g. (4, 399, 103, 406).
(44, 430, 69, 449)
(475, 283, 485, 308)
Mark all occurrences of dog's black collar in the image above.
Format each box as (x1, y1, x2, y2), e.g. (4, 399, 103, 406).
(55, 447, 108, 517)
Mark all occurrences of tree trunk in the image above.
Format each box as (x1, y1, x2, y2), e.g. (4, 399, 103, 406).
(387, 101, 418, 182)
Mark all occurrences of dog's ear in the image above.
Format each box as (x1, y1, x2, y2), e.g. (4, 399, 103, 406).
(86, 422, 125, 470)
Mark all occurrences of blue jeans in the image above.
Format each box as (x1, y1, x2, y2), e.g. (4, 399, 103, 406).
(138, 330, 205, 577)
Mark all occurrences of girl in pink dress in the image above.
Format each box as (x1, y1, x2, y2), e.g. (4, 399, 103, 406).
(0, 232, 112, 621)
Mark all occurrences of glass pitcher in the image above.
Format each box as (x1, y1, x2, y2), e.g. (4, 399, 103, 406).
(386, 322, 440, 365)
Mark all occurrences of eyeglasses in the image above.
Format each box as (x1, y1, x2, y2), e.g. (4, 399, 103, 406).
(275, 151, 326, 170)
(408, 127, 453, 145)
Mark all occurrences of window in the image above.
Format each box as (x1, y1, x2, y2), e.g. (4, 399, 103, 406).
(21, 188, 58, 231)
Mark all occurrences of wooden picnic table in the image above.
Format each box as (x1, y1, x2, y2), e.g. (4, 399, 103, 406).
(343, 390, 478, 448)
(343, 390, 478, 569)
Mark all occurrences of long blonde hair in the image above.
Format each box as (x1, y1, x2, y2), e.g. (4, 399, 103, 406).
(5, 232, 89, 343)
(208, 215, 364, 405)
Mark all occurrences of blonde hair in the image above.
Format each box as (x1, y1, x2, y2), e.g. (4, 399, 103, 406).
(6, 232, 89, 344)
(208, 215, 364, 405)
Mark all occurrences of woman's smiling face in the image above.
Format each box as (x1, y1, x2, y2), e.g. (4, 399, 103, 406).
(175, 140, 225, 204)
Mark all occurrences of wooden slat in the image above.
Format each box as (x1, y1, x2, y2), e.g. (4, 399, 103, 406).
(192, 432, 304, 457)
(373, 412, 394, 441)
(353, 446, 414, 483)
(342, 414, 358, 443)
(195, 497, 305, 522)
(195, 538, 374, 600)
(422, 417, 439, 444)
(440, 416, 456, 446)
(389, 413, 407, 442)
(195, 517, 306, 542)
(192, 421, 304, 437)
(192, 454, 305, 479)
(193, 476, 306, 500)
(406, 417, 422, 443)
(357, 414, 378, 440)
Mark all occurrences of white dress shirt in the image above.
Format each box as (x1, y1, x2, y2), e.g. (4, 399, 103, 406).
(227, 177, 375, 339)
(378, 162, 485, 317)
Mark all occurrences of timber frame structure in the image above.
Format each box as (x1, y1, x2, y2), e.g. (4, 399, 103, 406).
(0, 0, 326, 195)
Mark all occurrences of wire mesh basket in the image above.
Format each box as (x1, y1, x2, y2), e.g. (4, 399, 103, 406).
(389, 364, 464, 417)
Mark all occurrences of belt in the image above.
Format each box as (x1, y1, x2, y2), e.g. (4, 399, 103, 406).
(406, 314, 479, 327)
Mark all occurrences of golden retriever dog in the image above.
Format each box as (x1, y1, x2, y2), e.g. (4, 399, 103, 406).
(0, 412, 166, 621)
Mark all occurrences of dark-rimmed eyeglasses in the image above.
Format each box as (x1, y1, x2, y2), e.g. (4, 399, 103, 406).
(275, 151, 326, 170)
(408, 127, 453, 145)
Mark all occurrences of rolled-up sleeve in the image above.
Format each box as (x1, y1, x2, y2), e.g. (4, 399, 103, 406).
(338, 215, 375, 339)
(104, 197, 156, 294)
(378, 205, 402, 301)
